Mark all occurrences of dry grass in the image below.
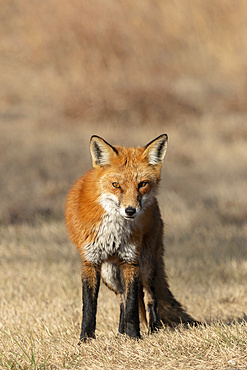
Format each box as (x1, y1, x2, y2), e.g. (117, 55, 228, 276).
(1, 120, 247, 369)
(2, 0, 247, 124)
(1, 1, 247, 369)
(0, 218, 247, 369)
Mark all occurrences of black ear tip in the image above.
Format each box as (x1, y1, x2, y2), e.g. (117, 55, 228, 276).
(144, 133, 168, 150)
(161, 133, 168, 141)
(90, 135, 101, 143)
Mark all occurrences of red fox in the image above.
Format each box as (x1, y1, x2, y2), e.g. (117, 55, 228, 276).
(65, 134, 196, 341)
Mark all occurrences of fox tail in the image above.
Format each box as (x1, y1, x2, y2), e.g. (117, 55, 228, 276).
(139, 258, 197, 328)
(154, 258, 196, 326)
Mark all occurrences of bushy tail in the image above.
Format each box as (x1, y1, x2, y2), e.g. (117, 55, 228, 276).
(154, 259, 196, 326)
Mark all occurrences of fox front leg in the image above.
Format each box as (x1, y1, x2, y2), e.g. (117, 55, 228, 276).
(120, 263, 141, 338)
(80, 262, 101, 342)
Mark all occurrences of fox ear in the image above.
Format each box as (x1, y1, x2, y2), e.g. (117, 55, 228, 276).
(90, 135, 118, 167)
(143, 134, 168, 165)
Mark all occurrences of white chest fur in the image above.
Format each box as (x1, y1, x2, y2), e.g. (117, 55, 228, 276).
(84, 211, 138, 265)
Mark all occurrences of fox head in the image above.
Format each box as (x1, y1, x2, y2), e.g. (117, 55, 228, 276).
(90, 134, 168, 220)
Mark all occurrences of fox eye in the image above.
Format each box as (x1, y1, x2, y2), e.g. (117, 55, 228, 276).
(112, 182, 120, 188)
(138, 181, 148, 189)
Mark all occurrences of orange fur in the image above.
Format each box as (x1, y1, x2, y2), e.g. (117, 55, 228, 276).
(65, 134, 197, 340)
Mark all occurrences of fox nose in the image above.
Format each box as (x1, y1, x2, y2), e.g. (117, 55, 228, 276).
(125, 206, 136, 217)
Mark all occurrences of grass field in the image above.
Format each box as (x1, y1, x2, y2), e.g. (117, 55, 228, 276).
(1, 121, 246, 369)
(1, 1, 247, 369)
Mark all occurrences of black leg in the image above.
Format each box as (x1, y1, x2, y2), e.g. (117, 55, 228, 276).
(79, 263, 100, 342)
(118, 301, 125, 334)
(143, 284, 162, 333)
(147, 300, 162, 333)
(125, 274, 140, 338)
(120, 263, 140, 338)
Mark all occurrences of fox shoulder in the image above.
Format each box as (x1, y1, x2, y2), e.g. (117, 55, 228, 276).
(65, 169, 104, 246)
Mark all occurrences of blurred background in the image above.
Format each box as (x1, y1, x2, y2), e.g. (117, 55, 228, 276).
(0, 0, 247, 233)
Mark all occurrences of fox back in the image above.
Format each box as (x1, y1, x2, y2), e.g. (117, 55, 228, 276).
(65, 135, 196, 341)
